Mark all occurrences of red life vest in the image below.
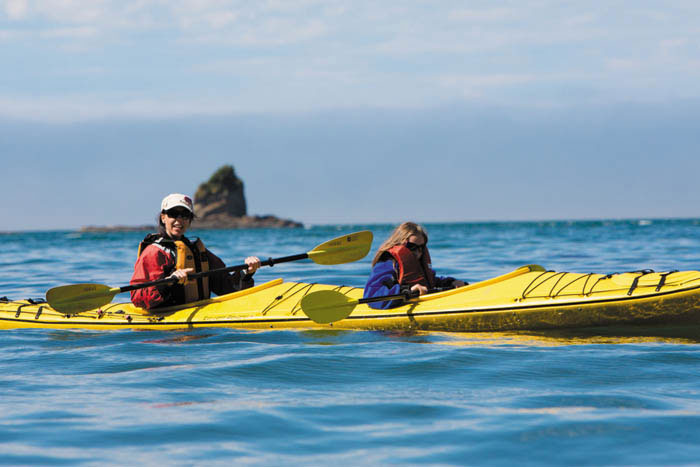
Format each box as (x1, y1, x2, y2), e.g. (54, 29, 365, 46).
(137, 234, 211, 304)
(387, 244, 436, 289)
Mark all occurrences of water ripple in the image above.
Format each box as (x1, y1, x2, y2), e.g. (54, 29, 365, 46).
(2, 222, 700, 465)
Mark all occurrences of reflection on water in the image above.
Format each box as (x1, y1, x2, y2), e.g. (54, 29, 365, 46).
(437, 325, 700, 346)
(141, 334, 215, 345)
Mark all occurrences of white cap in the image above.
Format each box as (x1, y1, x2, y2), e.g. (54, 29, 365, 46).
(161, 193, 194, 214)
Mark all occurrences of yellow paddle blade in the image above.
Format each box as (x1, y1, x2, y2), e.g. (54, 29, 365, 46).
(46, 284, 120, 315)
(307, 230, 373, 265)
(300, 290, 358, 324)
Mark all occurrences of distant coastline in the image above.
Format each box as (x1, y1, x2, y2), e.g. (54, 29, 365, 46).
(4, 217, 699, 234)
(78, 225, 153, 233)
(79, 214, 303, 233)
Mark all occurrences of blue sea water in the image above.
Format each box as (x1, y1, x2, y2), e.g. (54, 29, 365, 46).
(2, 220, 700, 466)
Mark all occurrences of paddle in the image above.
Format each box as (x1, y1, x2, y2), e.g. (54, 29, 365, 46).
(301, 289, 420, 324)
(47, 230, 373, 315)
(302, 265, 546, 324)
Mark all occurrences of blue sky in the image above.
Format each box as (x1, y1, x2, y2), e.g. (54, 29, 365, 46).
(2, 1, 699, 230)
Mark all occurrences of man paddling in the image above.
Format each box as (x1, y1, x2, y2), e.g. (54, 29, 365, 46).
(130, 193, 261, 310)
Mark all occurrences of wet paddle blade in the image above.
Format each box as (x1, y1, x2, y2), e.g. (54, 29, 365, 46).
(46, 284, 120, 315)
(300, 290, 358, 324)
(307, 230, 373, 265)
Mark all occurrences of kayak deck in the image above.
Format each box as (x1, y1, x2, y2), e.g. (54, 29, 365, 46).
(2, 265, 700, 331)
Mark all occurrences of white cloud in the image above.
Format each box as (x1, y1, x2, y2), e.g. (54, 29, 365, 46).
(0, 94, 248, 122)
(5, 0, 29, 20)
(0, 29, 20, 40)
(660, 38, 687, 49)
(260, 0, 329, 14)
(562, 13, 597, 27)
(3, 1, 700, 121)
(39, 26, 98, 38)
(201, 10, 238, 29)
(448, 8, 517, 22)
(605, 58, 641, 72)
(434, 72, 574, 102)
(4, 1, 686, 53)
(0, 26, 95, 43)
(188, 17, 328, 45)
(31, 0, 109, 23)
(437, 73, 541, 88)
(4, 0, 29, 19)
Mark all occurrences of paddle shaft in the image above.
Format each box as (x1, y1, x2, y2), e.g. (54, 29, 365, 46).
(300, 286, 456, 325)
(356, 289, 419, 305)
(120, 253, 308, 293)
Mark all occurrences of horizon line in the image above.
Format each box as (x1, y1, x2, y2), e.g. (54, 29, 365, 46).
(3, 216, 699, 235)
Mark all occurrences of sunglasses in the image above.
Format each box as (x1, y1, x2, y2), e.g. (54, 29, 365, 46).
(164, 208, 193, 220)
(405, 241, 425, 252)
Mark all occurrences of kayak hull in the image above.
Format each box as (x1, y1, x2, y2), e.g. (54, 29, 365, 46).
(2, 265, 700, 332)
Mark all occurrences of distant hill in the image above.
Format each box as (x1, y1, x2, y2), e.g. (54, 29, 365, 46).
(80, 165, 302, 232)
(193, 165, 302, 229)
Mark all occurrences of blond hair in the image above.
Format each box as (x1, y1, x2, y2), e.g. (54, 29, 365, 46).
(372, 222, 429, 266)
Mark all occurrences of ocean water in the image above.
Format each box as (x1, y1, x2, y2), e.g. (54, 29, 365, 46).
(2, 220, 700, 466)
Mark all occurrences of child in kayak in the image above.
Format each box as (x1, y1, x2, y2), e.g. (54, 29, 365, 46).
(363, 222, 465, 309)
(130, 193, 261, 310)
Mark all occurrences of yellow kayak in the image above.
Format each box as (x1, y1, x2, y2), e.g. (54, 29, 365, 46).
(2, 265, 700, 331)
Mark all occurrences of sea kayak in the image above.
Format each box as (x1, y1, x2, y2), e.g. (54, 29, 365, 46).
(2, 265, 700, 331)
